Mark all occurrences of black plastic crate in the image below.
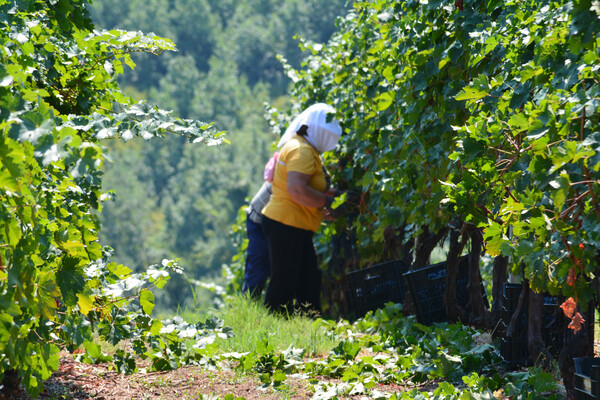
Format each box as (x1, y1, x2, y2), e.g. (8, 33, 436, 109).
(576, 390, 600, 400)
(403, 256, 487, 325)
(500, 319, 527, 342)
(501, 339, 529, 366)
(345, 260, 409, 318)
(501, 309, 527, 333)
(503, 283, 525, 311)
(502, 284, 566, 334)
(575, 358, 600, 399)
(543, 303, 566, 354)
(500, 283, 566, 365)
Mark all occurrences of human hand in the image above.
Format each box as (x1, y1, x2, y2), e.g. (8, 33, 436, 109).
(323, 207, 335, 221)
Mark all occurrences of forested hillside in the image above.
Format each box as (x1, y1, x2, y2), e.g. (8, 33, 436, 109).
(89, 0, 352, 310)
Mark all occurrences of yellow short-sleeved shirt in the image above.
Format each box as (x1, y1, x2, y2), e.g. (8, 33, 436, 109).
(262, 135, 326, 232)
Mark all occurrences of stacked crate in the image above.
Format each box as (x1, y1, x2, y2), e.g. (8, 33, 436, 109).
(500, 283, 566, 365)
(402, 256, 488, 325)
(574, 357, 600, 399)
(345, 260, 409, 318)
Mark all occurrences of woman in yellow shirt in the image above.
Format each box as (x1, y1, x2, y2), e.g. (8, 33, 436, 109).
(261, 103, 342, 315)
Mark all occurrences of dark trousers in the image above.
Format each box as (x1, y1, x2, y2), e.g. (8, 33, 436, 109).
(261, 215, 322, 315)
(242, 215, 271, 298)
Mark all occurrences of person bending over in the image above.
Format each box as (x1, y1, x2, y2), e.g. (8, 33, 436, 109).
(260, 103, 343, 315)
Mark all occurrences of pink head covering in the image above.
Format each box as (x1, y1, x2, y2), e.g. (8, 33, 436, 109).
(277, 103, 342, 153)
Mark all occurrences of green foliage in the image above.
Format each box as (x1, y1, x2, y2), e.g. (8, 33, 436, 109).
(0, 0, 225, 395)
(226, 205, 250, 294)
(283, 0, 600, 301)
(74, 270, 236, 373)
(180, 298, 561, 399)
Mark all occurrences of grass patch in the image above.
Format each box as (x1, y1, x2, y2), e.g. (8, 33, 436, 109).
(178, 293, 339, 357)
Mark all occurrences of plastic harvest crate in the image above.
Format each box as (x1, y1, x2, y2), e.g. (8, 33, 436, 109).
(402, 256, 485, 325)
(345, 260, 409, 318)
(500, 283, 566, 366)
(574, 357, 600, 399)
(500, 283, 529, 365)
(500, 339, 528, 366)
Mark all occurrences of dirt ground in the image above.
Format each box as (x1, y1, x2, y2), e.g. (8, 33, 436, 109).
(7, 353, 421, 400)
(15, 356, 312, 400)
(7, 333, 594, 400)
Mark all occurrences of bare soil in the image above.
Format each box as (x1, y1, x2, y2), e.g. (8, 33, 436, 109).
(8, 353, 429, 400)
(8, 333, 591, 400)
(15, 355, 312, 399)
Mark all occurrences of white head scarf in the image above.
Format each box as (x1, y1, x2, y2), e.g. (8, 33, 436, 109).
(277, 103, 342, 153)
